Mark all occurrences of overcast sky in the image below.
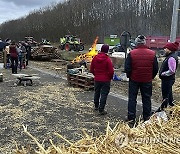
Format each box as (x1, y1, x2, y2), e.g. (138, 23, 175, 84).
(0, 0, 65, 24)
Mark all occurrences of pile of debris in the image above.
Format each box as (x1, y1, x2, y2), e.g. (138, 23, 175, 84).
(31, 45, 58, 60)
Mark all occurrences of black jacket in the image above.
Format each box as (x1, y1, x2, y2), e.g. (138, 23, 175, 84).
(159, 52, 178, 80)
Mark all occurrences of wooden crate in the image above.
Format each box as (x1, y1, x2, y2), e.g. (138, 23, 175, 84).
(67, 73, 94, 90)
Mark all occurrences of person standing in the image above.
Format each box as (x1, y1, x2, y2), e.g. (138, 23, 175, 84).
(25, 41, 31, 66)
(9, 41, 18, 74)
(0, 38, 6, 52)
(4, 39, 11, 68)
(90, 44, 114, 115)
(156, 42, 179, 112)
(125, 35, 158, 123)
(17, 43, 26, 70)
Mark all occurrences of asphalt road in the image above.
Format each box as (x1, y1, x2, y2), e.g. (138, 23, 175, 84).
(0, 63, 158, 153)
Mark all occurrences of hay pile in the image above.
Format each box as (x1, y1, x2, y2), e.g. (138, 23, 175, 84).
(173, 78, 180, 94)
(16, 103, 180, 154)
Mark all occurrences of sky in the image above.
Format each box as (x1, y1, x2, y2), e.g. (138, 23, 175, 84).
(0, 0, 65, 24)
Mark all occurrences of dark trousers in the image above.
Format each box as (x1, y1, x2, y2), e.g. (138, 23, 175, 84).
(26, 53, 29, 66)
(11, 57, 18, 74)
(128, 80, 152, 121)
(19, 56, 23, 70)
(94, 81, 110, 112)
(157, 79, 175, 111)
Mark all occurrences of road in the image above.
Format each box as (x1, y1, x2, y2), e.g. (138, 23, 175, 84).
(0, 63, 158, 153)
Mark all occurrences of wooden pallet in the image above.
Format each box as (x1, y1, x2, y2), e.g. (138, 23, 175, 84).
(67, 73, 94, 90)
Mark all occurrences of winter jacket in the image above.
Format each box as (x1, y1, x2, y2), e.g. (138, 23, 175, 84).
(159, 52, 178, 80)
(90, 52, 114, 82)
(0, 41, 6, 51)
(9, 45, 18, 58)
(125, 45, 158, 82)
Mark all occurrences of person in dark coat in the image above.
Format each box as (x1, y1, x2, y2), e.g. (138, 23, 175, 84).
(0, 38, 6, 52)
(156, 42, 179, 112)
(24, 41, 31, 66)
(124, 35, 159, 123)
(90, 44, 114, 115)
(9, 41, 18, 74)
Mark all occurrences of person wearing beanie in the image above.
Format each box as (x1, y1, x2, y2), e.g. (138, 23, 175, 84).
(134, 35, 146, 45)
(124, 35, 159, 125)
(90, 44, 114, 115)
(156, 41, 179, 112)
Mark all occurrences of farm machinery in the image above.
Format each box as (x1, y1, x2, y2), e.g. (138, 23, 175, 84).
(60, 35, 84, 51)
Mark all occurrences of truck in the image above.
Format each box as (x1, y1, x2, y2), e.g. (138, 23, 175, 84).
(59, 35, 84, 51)
(104, 35, 120, 46)
(145, 36, 180, 57)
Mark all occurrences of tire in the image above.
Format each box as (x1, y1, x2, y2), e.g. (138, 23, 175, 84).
(65, 43, 70, 51)
(79, 45, 84, 51)
(60, 44, 64, 50)
(157, 50, 165, 57)
(74, 44, 79, 51)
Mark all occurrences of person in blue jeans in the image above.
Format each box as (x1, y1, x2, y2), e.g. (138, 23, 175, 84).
(157, 41, 179, 112)
(125, 35, 159, 124)
(90, 44, 114, 115)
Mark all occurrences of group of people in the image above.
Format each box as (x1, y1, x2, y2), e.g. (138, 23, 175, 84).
(90, 35, 179, 123)
(0, 39, 31, 74)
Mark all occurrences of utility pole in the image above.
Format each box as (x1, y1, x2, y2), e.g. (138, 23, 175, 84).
(170, 0, 179, 42)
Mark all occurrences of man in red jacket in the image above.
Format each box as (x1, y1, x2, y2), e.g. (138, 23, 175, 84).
(125, 35, 159, 124)
(90, 44, 114, 115)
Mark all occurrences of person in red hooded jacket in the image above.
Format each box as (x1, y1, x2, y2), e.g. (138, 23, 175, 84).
(90, 44, 114, 115)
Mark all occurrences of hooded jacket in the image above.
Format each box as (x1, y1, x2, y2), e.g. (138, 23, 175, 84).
(90, 52, 114, 82)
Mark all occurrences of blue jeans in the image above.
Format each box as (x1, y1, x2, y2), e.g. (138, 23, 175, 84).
(94, 81, 110, 112)
(128, 80, 152, 121)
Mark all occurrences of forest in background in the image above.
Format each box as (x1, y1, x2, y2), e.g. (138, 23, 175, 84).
(0, 0, 179, 44)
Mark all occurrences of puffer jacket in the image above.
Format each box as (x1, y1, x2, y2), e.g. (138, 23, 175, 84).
(90, 52, 114, 82)
(125, 45, 158, 82)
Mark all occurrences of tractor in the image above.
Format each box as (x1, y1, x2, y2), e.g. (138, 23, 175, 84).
(60, 35, 84, 51)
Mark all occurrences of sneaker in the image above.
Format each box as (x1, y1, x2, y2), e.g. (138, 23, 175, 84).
(99, 110, 107, 115)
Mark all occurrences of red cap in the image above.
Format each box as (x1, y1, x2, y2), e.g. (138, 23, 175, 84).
(164, 42, 179, 51)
